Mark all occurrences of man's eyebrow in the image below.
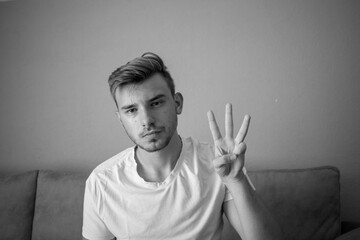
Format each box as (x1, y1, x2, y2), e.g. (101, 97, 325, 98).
(148, 94, 167, 102)
(120, 103, 136, 111)
(120, 94, 168, 110)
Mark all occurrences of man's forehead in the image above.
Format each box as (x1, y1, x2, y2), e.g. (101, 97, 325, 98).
(115, 75, 171, 105)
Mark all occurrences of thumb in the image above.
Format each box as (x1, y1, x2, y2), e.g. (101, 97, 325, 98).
(213, 154, 237, 169)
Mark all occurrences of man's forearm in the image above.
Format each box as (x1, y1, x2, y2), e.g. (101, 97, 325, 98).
(225, 177, 284, 240)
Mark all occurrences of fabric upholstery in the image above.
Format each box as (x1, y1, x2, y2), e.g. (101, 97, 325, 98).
(31, 170, 89, 240)
(247, 166, 341, 240)
(0, 166, 349, 240)
(335, 228, 360, 240)
(0, 171, 38, 240)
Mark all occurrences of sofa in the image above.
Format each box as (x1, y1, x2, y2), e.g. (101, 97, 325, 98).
(0, 166, 359, 240)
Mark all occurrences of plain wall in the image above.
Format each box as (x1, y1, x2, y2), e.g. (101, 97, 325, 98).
(1, 0, 359, 224)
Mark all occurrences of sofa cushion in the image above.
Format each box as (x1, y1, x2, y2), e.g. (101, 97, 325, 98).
(31, 170, 89, 240)
(0, 171, 38, 240)
(248, 166, 341, 240)
(335, 228, 360, 240)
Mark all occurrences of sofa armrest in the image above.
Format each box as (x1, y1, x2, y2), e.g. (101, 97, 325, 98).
(335, 228, 360, 240)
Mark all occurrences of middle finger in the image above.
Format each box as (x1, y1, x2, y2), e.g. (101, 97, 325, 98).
(225, 103, 233, 138)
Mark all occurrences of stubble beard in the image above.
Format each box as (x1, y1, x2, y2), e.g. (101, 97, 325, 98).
(124, 117, 178, 153)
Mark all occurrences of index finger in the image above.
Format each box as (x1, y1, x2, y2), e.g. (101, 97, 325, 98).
(207, 110, 222, 141)
(235, 114, 251, 144)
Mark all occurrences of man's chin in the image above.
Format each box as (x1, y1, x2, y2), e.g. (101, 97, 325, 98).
(138, 142, 162, 152)
(137, 138, 170, 153)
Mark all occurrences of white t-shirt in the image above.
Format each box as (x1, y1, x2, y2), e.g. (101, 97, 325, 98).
(82, 137, 232, 240)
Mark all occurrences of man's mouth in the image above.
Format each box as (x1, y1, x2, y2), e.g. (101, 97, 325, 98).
(142, 130, 161, 137)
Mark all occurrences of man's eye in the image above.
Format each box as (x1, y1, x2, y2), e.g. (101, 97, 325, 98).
(151, 101, 163, 107)
(126, 108, 137, 114)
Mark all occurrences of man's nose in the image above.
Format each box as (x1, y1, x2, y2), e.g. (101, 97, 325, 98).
(139, 108, 155, 127)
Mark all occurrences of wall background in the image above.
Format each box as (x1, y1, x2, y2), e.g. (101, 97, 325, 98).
(1, 0, 359, 224)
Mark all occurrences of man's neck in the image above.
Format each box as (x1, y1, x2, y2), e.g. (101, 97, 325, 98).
(135, 133, 182, 182)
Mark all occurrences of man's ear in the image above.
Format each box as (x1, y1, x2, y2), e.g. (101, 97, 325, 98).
(174, 92, 184, 115)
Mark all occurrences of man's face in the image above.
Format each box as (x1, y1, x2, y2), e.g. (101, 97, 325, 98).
(115, 73, 182, 152)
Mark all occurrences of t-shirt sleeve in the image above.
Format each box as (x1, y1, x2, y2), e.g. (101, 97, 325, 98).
(82, 174, 115, 240)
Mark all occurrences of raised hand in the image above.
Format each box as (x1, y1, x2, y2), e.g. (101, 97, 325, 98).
(207, 103, 251, 183)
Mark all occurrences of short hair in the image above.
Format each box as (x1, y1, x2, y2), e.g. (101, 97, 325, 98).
(108, 52, 176, 108)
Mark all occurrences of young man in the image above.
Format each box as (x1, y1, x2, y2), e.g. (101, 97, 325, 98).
(82, 53, 283, 240)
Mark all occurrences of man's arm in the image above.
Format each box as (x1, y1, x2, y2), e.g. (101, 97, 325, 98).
(208, 104, 283, 240)
(223, 176, 283, 240)
(82, 238, 116, 240)
(223, 199, 245, 238)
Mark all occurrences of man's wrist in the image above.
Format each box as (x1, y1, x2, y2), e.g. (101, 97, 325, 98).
(223, 168, 256, 191)
(223, 171, 247, 186)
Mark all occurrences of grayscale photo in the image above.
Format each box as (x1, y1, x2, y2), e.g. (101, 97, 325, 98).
(0, 1, 359, 240)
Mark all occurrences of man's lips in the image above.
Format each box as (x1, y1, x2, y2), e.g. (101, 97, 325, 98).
(142, 130, 161, 137)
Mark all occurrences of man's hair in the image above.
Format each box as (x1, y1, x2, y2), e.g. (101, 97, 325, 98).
(108, 52, 175, 108)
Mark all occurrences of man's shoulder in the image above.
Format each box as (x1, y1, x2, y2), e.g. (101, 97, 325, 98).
(183, 137, 215, 166)
(186, 137, 214, 154)
(183, 137, 217, 178)
(90, 146, 134, 178)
